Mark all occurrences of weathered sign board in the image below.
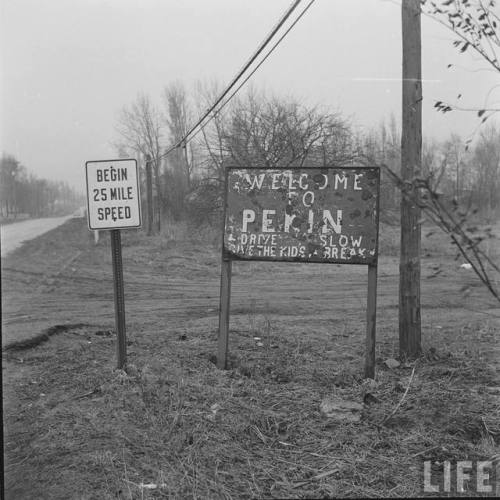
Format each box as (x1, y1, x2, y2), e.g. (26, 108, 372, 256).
(85, 158, 141, 231)
(85, 158, 142, 369)
(218, 166, 380, 378)
(223, 167, 379, 263)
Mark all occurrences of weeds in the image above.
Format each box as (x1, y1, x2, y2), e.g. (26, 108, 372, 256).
(3, 218, 500, 498)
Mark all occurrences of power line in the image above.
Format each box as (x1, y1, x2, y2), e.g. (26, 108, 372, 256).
(202, 0, 316, 129)
(182, 0, 316, 149)
(160, 0, 304, 160)
(172, 0, 317, 152)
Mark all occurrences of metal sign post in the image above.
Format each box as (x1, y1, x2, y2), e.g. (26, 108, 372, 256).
(110, 229, 127, 368)
(218, 166, 380, 378)
(85, 158, 141, 369)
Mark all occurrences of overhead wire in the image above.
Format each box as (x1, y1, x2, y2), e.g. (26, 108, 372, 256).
(159, 0, 313, 160)
(159, 0, 302, 159)
(178, 0, 316, 150)
(206, 0, 315, 123)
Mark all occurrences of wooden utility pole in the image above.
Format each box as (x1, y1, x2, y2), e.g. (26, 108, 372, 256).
(145, 154, 154, 236)
(400, 0, 422, 359)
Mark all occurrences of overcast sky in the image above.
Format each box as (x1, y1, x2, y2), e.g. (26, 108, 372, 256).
(1, 0, 498, 192)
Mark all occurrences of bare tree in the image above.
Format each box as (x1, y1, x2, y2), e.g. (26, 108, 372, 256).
(115, 93, 164, 231)
(422, 0, 500, 130)
(0, 153, 83, 218)
(184, 87, 356, 225)
(163, 82, 194, 188)
(0, 154, 20, 216)
(439, 133, 468, 201)
(224, 92, 354, 170)
(358, 116, 401, 215)
(194, 79, 230, 185)
(175, 80, 232, 225)
(163, 82, 195, 219)
(471, 125, 500, 215)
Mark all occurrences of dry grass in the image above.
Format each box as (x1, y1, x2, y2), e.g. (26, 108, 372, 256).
(2, 217, 500, 499)
(4, 314, 499, 499)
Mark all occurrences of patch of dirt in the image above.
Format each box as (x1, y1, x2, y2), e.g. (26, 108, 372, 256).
(3, 323, 91, 351)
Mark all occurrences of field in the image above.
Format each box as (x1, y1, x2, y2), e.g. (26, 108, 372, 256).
(2, 217, 500, 498)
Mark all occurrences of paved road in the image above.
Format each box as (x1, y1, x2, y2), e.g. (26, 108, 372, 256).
(1, 215, 77, 257)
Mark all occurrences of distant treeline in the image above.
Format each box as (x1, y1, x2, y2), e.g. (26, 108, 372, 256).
(0, 154, 84, 218)
(116, 83, 500, 229)
(363, 121, 500, 220)
(115, 83, 500, 228)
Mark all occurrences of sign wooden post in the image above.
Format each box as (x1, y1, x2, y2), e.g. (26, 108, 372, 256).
(85, 158, 141, 369)
(217, 258, 232, 369)
(218, 166, 380, 378)
(365, 263, 378, 379)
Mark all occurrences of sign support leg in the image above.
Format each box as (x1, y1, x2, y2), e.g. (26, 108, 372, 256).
(365, 262, 378, 379)
(110, 229, 127, 369)
(217, 258, 232, 369)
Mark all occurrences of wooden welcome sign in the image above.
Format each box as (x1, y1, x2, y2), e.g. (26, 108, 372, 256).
(218, 166, 380, 378)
